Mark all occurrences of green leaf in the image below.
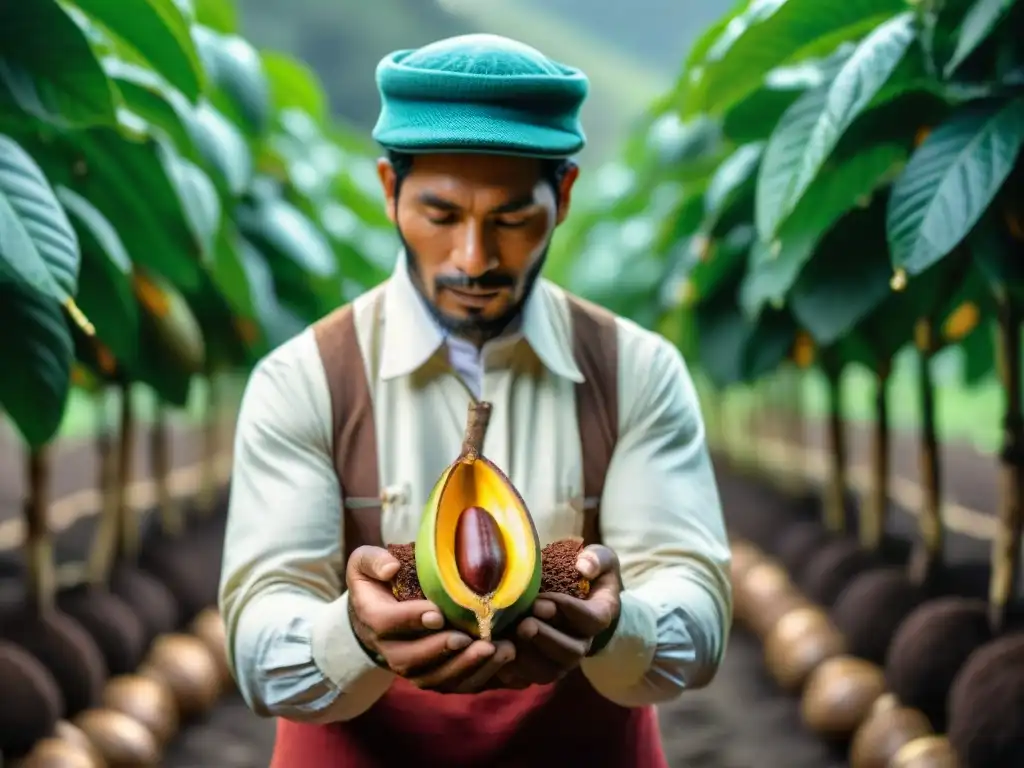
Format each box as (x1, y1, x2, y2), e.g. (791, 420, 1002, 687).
(0, 0, 118, 129)
(191, 25, 270, 137)
(193, 0, 237, 33)
(160, 146, 221, 259)
(703, 143, 764, 232)
(686, 0, 906, 117)
(789, 202, 893, 345)
(262, 51, 328, 125)
(55, 185, 139, 369)
(0, 280, 73, 447)
(71, 0, 204, 101)
(696, 292, 751, 389)
(235, 194, 341, 322)
(22, 127, 205, 293)
(887, 97, 1024, 275)
(944, 0, 1014, 77)
(970, 202, 1024, 298)
(238, 237, 308, 348)
(186, 100, 252, 196)
(742, 143, 907, 315)
(102, 57, 196, 158)
(760, 13, 917, 239)
(743, 306, 798, 381)
(721, 52, 850, 143)
(0, 134, 80, 301)
(689, 224, 756, 302)
(210, 223, 258, 325)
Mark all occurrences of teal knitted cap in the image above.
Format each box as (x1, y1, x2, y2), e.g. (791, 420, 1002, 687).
(372, 34, 589, 158)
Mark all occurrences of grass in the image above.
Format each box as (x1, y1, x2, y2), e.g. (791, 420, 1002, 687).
(704, 344, 1004, 456)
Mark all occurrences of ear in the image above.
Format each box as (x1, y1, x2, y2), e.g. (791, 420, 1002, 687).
(555, 163, 580, 225)
(376, 157, 398, 223)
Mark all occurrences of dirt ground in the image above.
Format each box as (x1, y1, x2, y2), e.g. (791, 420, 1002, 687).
(0, 418, 1007, 767)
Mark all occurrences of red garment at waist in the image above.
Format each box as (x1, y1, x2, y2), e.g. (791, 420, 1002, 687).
(270, 671, 666, 768)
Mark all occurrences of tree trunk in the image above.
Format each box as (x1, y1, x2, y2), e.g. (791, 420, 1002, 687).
(991, 294, 1023, 631)
(24, 448, 54, 614)
(197, 374, 220, 516)
(861, 364, 891, 551)
(152, 404, 184, 537)
(823, 366, 848, 534)
(909, 328, 942, 587)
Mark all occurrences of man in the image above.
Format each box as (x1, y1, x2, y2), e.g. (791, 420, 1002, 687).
(219, 33, 732, 767)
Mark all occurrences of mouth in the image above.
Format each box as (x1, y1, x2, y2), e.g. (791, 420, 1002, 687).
(447, 287, 501, 309)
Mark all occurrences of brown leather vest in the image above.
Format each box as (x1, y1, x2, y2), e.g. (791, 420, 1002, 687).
(311, 288, 619, 556)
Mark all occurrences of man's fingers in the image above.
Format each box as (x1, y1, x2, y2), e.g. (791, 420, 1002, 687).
(518, 617, 590, 667)
(357, 595, 446, 637)
(348, 545, 400, 583)
(379, 631, 474, 677)
(575, 544, 618, 582)
(534, 590, 616, 638)
(452, 640, 516, 693)
(407, 640, 496, 690)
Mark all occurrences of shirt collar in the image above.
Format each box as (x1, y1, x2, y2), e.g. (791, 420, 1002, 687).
(378, 252, 584, 384)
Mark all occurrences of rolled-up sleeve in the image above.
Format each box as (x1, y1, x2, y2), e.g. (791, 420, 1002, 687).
(579, 324, 732, 707)
(218, 329, 394, 723)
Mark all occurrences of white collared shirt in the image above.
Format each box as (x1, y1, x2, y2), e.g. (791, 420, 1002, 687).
(219, 255, 733, 722)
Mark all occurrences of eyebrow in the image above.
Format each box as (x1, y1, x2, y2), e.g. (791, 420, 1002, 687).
(416, 191, 539, 215)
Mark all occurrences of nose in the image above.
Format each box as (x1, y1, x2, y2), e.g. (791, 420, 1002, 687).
(451, 221, 496, 278)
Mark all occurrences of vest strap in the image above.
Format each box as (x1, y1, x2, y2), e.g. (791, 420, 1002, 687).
(313, 289, 620, 557)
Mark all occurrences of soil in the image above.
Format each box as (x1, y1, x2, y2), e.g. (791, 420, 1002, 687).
(540, 538, 590, 598)
(388, 543, 425, 601)
(0, 418, 1007, 767)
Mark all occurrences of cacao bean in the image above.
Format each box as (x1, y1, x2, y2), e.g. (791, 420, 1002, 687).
(455, 506, 507, 595)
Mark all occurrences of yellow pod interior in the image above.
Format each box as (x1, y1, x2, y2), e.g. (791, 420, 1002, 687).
(434, 457, 537, 610)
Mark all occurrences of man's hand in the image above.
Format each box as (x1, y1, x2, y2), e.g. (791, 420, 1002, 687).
(495, 544, 622, 690)
(346, 545, 515, 692)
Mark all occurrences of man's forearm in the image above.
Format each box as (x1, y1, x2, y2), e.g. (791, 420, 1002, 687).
(228, 588, 394, 723)
(580, 564, 730, 708)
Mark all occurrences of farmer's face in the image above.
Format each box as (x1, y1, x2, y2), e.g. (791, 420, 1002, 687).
(377, 152, 578, 341)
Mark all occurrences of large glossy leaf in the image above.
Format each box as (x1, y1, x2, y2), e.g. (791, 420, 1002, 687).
(262, 51, 328, 125)
(56, 186, 139, 369)
(235, 194, 342, 322)
(887, 96, 1024, 275)
(696, 292, 752, 389)
(102, 57, 196, 158)
(0, 134, 80, 301)
(703, 143, 764, 234)
(944, 0, 1014, 77)
(0, 0, 118, 128)
(741, 143, 907, 316)
(789, 203, 894, 345)
(192, 0, 237, 33)
(0, 280, 73, 447)
(24, 127, 205, 292)
(238, 237, 308, 349)
(205, 222, 261, 344)
(186, 100, 252, 196)
(161, 144, 221, 256)
(71, 0, 204, 101)
(722, 51, 851, 143)
(686, 0, 906, 117)
(191, 25, 270, 137)
(758, 13, 916, 238)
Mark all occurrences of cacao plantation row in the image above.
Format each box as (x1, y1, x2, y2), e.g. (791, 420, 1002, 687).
(549, 0, 1024, 765)
(0, 0, 396, 763)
